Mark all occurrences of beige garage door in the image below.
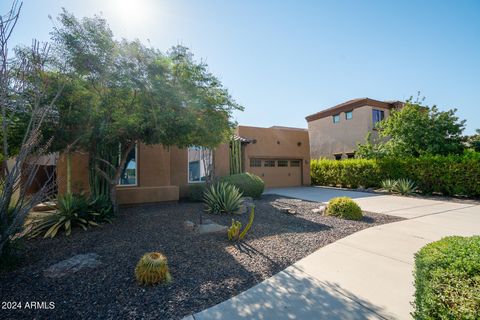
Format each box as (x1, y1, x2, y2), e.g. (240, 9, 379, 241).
(247, 159, 302, 187)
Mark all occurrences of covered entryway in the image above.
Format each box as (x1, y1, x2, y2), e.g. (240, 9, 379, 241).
(247, 158, 302, 187)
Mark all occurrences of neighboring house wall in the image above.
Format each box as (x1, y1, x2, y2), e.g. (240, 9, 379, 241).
(307, 98, 399, 160)
(238, 126, 311, 187)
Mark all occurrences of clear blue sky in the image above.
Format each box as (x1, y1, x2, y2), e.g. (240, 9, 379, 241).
(2, 0, 479, 134)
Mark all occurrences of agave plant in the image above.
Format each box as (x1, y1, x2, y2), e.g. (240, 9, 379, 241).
(393, 178, 417, 195)
(381, 179, 398, 192)
(27, 193, 100, 238)
(203, 182, 243, 214)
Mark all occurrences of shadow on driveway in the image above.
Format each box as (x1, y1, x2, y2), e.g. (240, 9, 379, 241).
(194, 264, 390, 320)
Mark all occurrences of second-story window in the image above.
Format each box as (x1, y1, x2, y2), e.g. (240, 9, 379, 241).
(345, 111, 353, 120)
(372, 109, 385, 126)
(333, 114, 340, 123)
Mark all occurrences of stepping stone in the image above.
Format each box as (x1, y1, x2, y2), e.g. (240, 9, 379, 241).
(44, 253, 101, 278)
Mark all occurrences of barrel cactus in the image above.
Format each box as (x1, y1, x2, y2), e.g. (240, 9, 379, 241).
(135, 252, 172, 285)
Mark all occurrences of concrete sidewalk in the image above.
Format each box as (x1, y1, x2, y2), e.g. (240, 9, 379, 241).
(186, 189, 479, 320)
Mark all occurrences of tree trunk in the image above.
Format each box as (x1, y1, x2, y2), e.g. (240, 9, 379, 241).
(66, 150, 72, 194)
(110, 141, 135, 216)
(110, 182, 118, 216)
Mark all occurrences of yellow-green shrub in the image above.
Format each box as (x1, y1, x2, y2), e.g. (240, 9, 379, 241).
(325, 197, 363, 220)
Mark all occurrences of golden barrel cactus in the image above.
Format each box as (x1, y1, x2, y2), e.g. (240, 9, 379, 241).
(135, 252, 172, 285)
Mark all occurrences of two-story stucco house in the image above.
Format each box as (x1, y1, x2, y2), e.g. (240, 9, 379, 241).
(306, 98, 403, 160)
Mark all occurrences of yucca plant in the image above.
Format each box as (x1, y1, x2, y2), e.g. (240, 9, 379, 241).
(27, 193, 100, 238)
(381, 179, 398, 192)
(203, 182, 243, 214)
(393, 178, 417, 195)
(135, 252, 172, 286)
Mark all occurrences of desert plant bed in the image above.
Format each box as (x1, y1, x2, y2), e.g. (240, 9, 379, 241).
(0, 195, 402, 320)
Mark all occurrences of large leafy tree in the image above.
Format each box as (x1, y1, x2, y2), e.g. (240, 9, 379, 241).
(466, 129, 480, 152)
(357, 98, 466, 158)
(50, 10, 242, 213)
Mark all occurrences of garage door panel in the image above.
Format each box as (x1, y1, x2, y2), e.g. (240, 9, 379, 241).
(248, 159, 301, 187)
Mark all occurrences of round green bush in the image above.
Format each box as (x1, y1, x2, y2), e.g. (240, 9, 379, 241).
(219, 173, 265, 199)
(325, 197, 363, 220)
(413, 236, 480, 319)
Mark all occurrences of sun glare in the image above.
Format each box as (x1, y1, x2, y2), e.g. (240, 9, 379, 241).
(109, 0, 154, 28)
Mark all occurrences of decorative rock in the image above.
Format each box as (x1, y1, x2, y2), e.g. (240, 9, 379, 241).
(197, 223, 228, 235)
(184, 220, 195, 230)
(312, 206, 326, 214)
(44, 253, 101, 278)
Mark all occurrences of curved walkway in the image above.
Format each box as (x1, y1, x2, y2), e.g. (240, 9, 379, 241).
(185, 187, 480, 320)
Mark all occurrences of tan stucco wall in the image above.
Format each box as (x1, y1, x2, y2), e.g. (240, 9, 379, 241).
(308, 105, 391, 159)
(238, 126, 311, 186)
(57, 151, 90, 195)
(57, 144, 179, 204)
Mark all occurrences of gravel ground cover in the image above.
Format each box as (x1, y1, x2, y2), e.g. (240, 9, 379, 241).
(0, 195, 403, 320)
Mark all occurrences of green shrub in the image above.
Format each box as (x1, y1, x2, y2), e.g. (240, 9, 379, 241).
(325, 197, 363, 220)
(413, 236, 480, 319)
(27, 193, 100, 238)
(203, 182, 243, 214)
(219, 173, 265, 199)
(311, 152, 480, 197)
(187, 183, 206, 202)
(380, 179, 398, 192)
(393, 178, 417, 195)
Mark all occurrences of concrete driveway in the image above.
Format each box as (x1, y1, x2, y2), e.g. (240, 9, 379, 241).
(187, 187, 479, 320)
(265, 186, 475, 219)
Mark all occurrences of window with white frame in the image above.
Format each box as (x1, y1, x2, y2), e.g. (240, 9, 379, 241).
(119, 145, 137, 186)
(188, 146, 212, 183)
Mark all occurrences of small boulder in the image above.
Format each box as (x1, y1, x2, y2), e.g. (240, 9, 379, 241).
(197, 223, 228, 235)
(312, 206, 326, 214)
(184, 220, 195, 230)
(44, 253, 101, 278)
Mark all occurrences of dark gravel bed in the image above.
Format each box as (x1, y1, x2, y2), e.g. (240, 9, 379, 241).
(0, 195, 403, 320)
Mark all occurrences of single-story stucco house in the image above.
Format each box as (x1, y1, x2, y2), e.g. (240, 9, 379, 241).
(57, 125, 311, 205)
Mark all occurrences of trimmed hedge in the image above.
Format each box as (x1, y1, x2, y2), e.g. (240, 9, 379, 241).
(325, 197, 363, 220)
(310, 152, 480, 197)
(413, 236, 480, 319)
(219, 173, 265, 199)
